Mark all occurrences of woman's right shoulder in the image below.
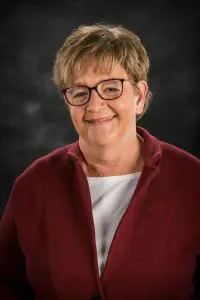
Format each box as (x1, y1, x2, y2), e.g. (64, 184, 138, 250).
(15, 143, 75, 185)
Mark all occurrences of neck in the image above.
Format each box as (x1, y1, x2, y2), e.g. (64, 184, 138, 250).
(79, 132, 144, 177)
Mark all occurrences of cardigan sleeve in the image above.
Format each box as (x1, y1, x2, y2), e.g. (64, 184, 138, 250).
(0, 181, 35, 300)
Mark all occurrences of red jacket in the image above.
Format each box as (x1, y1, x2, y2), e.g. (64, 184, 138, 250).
(0, 127, 200, 300)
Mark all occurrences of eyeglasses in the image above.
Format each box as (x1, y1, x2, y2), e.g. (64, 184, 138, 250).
(62, 78, 130, 106)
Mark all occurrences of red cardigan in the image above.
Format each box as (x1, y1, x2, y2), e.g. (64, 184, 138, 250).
(0, 127, 200, 300)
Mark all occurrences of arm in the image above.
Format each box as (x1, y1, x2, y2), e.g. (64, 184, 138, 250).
(0, 183, 35, 300)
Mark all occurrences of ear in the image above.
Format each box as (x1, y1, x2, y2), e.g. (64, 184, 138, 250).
(135, 80, 148, 115)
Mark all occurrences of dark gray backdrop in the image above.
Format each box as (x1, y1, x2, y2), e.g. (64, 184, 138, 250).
(1, 0, 199, 213)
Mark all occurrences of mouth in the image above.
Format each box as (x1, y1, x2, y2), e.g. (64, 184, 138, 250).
(85, 115, 117, 124)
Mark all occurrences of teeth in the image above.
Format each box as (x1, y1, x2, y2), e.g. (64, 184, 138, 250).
(99, 116, 113, 122)
(89, 116, 115, 123)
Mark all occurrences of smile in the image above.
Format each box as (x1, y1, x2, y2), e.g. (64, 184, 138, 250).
(86, 115, 117, 124)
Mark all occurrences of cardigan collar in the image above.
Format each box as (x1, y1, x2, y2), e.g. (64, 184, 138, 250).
(67, 126, 162, 169)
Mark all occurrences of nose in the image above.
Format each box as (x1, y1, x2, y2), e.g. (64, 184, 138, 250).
(86, 89, 106, 112)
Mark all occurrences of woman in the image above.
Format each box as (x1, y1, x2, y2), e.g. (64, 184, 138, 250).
(0, 24, 199, 300)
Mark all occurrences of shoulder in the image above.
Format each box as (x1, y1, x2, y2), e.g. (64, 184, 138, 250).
(160, 141, 199, 167)
(138, 126, 199, 173)
(158, 140, 200, 182)
(15, 143, 74, 186)
(8, 144, 76, 214)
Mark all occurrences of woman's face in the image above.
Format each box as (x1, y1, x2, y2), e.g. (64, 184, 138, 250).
(67, 61, 147, 147)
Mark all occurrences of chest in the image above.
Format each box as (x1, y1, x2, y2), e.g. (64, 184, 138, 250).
(16, 174, 199, 299)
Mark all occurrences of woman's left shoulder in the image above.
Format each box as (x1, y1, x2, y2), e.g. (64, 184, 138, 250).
(159, 140, 200, 171)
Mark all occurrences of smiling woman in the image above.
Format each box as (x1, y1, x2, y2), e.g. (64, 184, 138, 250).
(0, 24, 200, 300)
(65, 60, 147, 176)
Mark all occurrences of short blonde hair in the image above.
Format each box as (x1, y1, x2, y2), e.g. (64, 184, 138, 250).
(53, 24, 152, 119)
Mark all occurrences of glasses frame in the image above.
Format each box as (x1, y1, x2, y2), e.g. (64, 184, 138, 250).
(62, 78, 130, 106)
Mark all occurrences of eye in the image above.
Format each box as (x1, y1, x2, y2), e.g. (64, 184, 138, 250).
(73, 92, 88, 99)
(69, 87, 89, 99)
(100, 79, 122, 95)
(103, 86, 120, 94)
(105, 87, 118, 92)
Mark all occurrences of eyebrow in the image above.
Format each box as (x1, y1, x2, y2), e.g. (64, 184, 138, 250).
(72, 77, 124, 87)
(72, 77, 109, 87)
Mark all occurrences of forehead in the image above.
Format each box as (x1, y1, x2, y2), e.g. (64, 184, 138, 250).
(72, 58, 128, 85)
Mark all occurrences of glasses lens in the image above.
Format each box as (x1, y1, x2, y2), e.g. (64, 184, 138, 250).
(98, 79, 122, 99)
(66, 86, 89, 106)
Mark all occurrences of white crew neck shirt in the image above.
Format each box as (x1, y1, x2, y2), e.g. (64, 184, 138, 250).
(87, 172, 141, 276)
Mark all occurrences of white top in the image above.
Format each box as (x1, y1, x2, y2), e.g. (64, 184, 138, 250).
(87, 172, 141, 275)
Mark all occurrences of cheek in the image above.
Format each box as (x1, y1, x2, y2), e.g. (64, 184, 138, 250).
(70, 109, 84, 129)
(115, 96, 135, 118)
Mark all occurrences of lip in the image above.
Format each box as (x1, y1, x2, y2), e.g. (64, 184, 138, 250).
(85, 115, 117, 123)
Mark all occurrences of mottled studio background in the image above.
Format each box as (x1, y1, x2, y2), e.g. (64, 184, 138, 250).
(0, 0, 199, 214)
